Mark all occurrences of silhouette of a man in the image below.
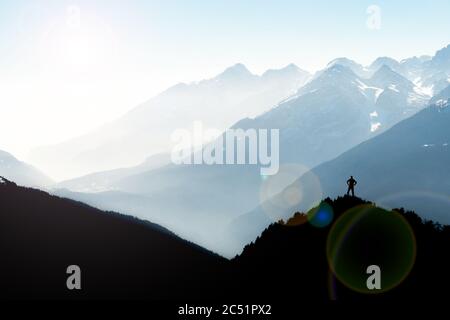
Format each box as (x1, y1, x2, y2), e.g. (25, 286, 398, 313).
(346, 176, 357, 196)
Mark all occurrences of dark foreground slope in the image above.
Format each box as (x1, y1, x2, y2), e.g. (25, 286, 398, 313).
(233, 196, 450, 300)
(0, 177, 228, 300)
(1, 177, 449, 301)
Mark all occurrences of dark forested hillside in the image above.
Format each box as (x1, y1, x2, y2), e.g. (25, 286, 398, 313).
(1, 176, 448, 301)
(0, 177, 228, 300)
(232, 196, 450, 300)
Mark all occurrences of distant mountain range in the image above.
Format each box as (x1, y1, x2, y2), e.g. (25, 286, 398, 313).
(31, 46, 450, 182)
(21, 44, 450, 257)
(325, 45, 450, 94)
(54, 55, 440, 256)
(30, 63, 311, 180)
(0, 150, 52, 188)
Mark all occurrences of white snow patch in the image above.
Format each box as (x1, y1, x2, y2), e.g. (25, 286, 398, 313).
(388, 84, 400, 93)
(413, 77, 434, 96)
(370, 111, 379, 118)
(356, 80, 384, 102)
(423, 144, 435, 148)
(412, 78, 434, 96)
(413, 84, 433, 97)
(436, 99, 449, 108)
(375, 88, 384, 99)
(413, 77, 422, 86)
(0, 177, 5, 184)
(370, 122, 381, 132)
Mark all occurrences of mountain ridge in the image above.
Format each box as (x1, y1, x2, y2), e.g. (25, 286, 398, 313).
(0, 176, 227, 299)
(0, 149, 53, 188)
(2, 179, 449, 301)
(30, 63, 311, 180)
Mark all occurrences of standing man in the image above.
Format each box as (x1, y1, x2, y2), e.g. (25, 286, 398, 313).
(346, 176, 357, 196)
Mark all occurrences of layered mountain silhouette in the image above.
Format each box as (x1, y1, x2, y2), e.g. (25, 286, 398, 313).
(2, 179, 448, 300)
(232, 98, 450, 247)
(54, 63, 431, 257)
(30, 64, 311, 180)
(0, 150, 52, 188)
(32, 45, 449, 182)
(27, 44, 449, 257)
(57, 153, 171, 193)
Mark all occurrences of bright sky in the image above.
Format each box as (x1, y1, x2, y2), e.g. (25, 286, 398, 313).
(0, 0, 449, 159)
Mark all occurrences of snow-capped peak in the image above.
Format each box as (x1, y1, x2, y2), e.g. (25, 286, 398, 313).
(326, 58, 368, 77)
(370, 57, 401, 71)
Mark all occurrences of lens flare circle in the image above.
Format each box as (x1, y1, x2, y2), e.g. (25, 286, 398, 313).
(259, 164, 323, 224)
(326, 205, 416, 294)
(307, 202, 334, 228)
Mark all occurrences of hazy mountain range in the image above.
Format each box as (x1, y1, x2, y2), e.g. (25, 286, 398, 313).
(42, 45, 448, 257)
(29, 46, 450, 182)
(3, 44, 449, 257)
(30, 63, 311, 180)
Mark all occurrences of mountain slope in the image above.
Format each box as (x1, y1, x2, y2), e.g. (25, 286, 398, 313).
(30, 64, 311, 180)
(0, 177, 226, 299)
(430, 84, 450, 105)
(415, 44, 450, 95)
(0, 150, 52, 187)
(369, 65, 429, 130)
